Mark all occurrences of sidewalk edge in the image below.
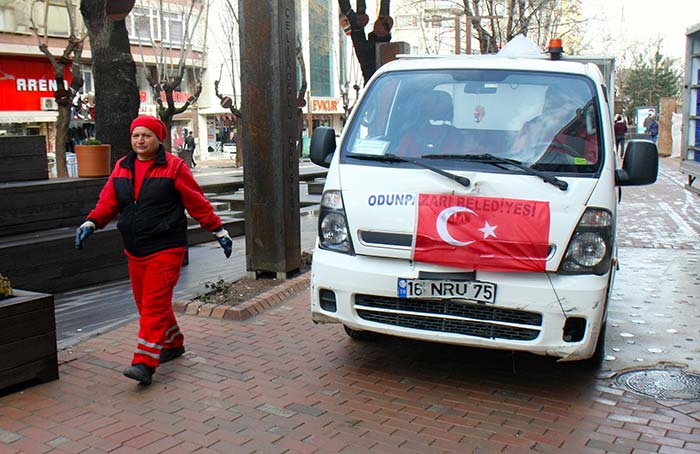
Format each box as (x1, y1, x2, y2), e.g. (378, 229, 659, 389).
(173, 272, 310, 321)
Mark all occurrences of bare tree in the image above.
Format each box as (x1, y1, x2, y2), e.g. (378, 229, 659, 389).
(80, 0, 140, 167)
(133, 0, 207, 151)
(212, 0, 242, 165)
(338, 0, 393, 85)
(212, 0, 307, 166)
(30, 0, 87, 177)
(461, 0, 586, 54)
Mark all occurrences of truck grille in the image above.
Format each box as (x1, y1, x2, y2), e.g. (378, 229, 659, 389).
(354, 294, 542, 341)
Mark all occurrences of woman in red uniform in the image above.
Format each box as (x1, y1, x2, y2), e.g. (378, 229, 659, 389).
(75, 116, 232, 385)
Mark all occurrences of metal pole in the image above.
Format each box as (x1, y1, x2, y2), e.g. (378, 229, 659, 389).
(239, 0, 301, 279)
(307, 90, 313, 136)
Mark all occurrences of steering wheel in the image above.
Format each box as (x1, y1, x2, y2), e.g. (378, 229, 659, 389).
(527, 141, 581, 165)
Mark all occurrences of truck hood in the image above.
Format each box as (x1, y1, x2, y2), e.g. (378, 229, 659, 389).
(339, 164, 599, 271)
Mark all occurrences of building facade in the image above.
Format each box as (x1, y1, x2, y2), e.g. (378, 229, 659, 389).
(0, 0, 353, 166)
(0, 0, 205, 165)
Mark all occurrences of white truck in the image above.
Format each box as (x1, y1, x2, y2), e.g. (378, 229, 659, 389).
(308, 37, 657, 364)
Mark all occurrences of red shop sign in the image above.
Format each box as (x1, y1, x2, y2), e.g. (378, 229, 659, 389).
(0, 56, 73, 111)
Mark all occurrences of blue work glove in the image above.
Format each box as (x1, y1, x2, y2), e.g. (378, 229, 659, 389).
(75, 220, 96, 250)
(214, 227, 232, 258)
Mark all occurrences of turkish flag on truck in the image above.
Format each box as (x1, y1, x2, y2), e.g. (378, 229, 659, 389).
(413, 194, 551, 272)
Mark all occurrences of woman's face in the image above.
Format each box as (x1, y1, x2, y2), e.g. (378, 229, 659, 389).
(131, 126, 160, 160)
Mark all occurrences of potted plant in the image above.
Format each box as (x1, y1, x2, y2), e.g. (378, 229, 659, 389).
(75, 138, 111, 177)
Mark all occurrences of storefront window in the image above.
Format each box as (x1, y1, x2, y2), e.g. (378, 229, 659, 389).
(206, 115, 237, 153)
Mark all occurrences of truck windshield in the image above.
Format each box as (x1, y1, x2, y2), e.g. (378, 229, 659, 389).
(341, 69, 602, 174)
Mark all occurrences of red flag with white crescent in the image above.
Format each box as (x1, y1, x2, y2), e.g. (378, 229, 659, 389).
(413, 194, 551, 272)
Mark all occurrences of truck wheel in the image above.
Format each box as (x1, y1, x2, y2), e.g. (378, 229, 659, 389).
(343, 325, 378, 341)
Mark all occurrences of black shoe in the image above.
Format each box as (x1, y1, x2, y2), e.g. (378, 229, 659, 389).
(123, 363, 154, 385)
(159, 346, 185, 364)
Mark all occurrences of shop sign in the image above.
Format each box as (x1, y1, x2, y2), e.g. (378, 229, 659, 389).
(310, 97, 343, 114)
(138, 104, 157, 117)
(139, 90, 191, 104)
(0, 56, 73, 111)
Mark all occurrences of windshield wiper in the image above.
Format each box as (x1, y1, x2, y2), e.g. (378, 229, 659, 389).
(421, 153, 568, 191)
(345, 153, 471, 188)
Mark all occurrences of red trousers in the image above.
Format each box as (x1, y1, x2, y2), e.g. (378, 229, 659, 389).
(126, 247, 186, 368)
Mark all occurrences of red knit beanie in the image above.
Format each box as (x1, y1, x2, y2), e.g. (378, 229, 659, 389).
(130, 115, 167, 142)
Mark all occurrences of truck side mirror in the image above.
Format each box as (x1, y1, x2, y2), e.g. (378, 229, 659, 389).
(615, 140, 658, 186)
(310, 126, 336, 168)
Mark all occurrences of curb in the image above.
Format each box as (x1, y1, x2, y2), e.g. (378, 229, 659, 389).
(173, 272, 310, 321)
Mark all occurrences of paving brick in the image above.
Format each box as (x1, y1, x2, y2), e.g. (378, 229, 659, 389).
(210, 305, 227, 319)
(587, 438, 633, 453)
(172, 300, 188, 313)
(3, 437, 52, 453)
(660, 447, 700, 454)
(0, 428, 21, 444)
(136, 434, 185, 453)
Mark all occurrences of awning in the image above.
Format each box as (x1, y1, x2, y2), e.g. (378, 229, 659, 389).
(0, 111, 58, 124)
(198, 106, 234, 116)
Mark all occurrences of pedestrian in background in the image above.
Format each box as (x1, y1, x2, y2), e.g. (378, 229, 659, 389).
(645, 114, 659, 144)
(614, 115, 628, 157)
(74, 116, 233, 385)
(184, 130, 197, 168)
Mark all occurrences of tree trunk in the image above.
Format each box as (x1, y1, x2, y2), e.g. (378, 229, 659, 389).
(235, 121, 243, 167)
(162, 116, 173, 152)
(80, 0, 139, 167)
(54, 105, 71, 177)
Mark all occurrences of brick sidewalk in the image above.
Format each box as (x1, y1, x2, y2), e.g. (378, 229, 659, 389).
(2, 157, 699, 453)
(2, 289, 700, 453)
(617, 157, 700, 250)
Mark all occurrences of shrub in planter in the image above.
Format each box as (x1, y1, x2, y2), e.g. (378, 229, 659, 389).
(0, 274, 11, 299)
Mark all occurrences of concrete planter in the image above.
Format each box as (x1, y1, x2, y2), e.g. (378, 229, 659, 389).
(0, 290, 58, 392)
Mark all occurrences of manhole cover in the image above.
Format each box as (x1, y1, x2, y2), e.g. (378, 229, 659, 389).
(616, 369, 700, 400)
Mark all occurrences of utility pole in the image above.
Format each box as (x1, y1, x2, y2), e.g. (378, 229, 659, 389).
(306, 91, 313, 136)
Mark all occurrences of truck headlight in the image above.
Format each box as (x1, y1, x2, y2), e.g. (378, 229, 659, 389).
(318, 190, 354, 254)
(559, 208, 613, 275)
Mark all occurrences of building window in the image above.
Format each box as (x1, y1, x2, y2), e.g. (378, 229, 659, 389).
(396, 15, 418, 29)
(126, 7, 184, 45)
(162, 11, 183, 44)
(309, 0, 333, 97)
(0, 5, 16, 32)
(80, 69, 93, 94)
(30, 0, 71, 37)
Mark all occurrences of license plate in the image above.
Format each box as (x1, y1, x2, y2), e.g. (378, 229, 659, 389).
(397, 278, 496, 304)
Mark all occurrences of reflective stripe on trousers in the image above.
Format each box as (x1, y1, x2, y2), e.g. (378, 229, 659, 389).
(127, 247, 186, 368)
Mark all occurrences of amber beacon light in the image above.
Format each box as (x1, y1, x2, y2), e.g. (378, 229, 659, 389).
(547, 38, 563, 60)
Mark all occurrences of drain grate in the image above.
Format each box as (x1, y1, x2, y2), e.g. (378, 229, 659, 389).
(616, 369, 700, 401)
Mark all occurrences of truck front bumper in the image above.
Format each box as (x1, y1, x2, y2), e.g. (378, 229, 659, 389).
(310, 248, 610, 361)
